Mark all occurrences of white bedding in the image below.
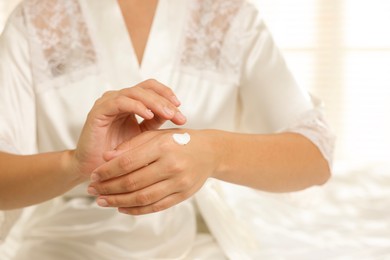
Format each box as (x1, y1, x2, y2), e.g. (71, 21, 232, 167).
(222, 161, 390, 259)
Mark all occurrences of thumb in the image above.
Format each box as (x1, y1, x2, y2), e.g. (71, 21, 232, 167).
(103, 130, 162, 161)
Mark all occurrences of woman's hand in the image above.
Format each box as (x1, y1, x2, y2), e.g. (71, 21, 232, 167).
(87, 129, 224, 215)
(71, 79, 186, 182)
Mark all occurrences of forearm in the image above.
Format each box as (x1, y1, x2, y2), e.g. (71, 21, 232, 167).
(0, 150, 85, 210)
(211, 130, 330, 192)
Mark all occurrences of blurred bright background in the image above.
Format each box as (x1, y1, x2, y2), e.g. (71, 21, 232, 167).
(1, 0, 389, 164)
(1, 1, 389, 258)
(253, 0, 390, 164)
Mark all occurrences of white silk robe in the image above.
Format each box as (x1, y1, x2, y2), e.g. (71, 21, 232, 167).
(0, 0, 334, 259)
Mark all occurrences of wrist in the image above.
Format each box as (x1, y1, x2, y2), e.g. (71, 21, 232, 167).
(201, 129, 231, 180)
(60, 150, 88, 185)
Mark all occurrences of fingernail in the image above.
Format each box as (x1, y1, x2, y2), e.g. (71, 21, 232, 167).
(97, 198, 108, 207)
(145, 109, 154, 118)
(90, 173, 100, 182)
(164, 107, 175, 117)
(87, 187, 99, 196)
(175, 111, 187, 122)
(171, 95, 181, 106)
(118, 208, 128, 214)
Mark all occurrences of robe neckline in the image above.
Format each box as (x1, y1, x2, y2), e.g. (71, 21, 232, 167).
(86, 0, 188, 87)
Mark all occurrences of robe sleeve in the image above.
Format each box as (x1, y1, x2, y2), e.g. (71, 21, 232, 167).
(238, 4, 335, 167)
(0, 6, 37, 243)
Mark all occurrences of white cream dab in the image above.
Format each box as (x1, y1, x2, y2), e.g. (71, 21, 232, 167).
(172, 133, 191, 145)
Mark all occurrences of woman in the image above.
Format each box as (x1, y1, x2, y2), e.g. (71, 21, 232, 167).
(0, 0, 334, 259)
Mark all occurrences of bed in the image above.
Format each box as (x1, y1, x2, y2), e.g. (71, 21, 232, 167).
(222, 161, 390, 259)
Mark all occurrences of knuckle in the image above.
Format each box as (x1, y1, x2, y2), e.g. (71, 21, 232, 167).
(102, 90, 115, 98)
(152, 202, 166, 213)
(118, 155, 132, 171)
(158, 140, 172, 154)
(106, 196, 119, 206)
(157, 134, 175, 153)
(177, 176, 192, 189)
(168, 161, 186, 174)
(144, 78, 158, 86)
(123, 85, 138, 93)
(133, 100, 145, 111)
(118, 208, 130, 215)
(93, 98, 102, 107)
(119, 86, 141, 100)
(135, 192, 151, 206)
(162, 86, 174, 96)
(178, 192, 189, 200)
(92, 96, 106, 109)
(122, 177, 137, 191)
(129, 85, 141, 94)
(98, 167, 113, 182)
(129, 208, 142, 215)
(113, 95, 126, 106)
(98, 184, 109, 195)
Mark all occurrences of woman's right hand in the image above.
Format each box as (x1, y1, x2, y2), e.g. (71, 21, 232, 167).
(70, 79, 186, 182)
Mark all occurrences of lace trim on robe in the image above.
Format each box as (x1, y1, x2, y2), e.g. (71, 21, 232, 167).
(181, 1, 335, 167)
(180, 0, 245, 78)
(21, 0, 97, 83)
(284, 108, 336, 168)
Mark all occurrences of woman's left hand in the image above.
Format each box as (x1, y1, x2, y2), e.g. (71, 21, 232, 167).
(87, 129, 223, 215)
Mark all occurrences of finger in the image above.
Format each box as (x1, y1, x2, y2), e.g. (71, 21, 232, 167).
(117, 191, 191, 215)
(89, 161, 168, 195)
(102, 131, 162, 161)
(91, 135, 163, 182)
(91, 95, 155, 124)
(93, 85, 186, 126)
(118, 86, 186, 125)
(139, 115, 167, 131)
(139, 79, 181, 107)
(95, 180, 174, 208)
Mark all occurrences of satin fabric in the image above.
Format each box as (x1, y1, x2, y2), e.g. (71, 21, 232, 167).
(0, 0, 322, 259)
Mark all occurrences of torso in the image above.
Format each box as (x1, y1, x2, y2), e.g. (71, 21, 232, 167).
(0, 1, 264, 258)
(117, 0, 158, 66)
